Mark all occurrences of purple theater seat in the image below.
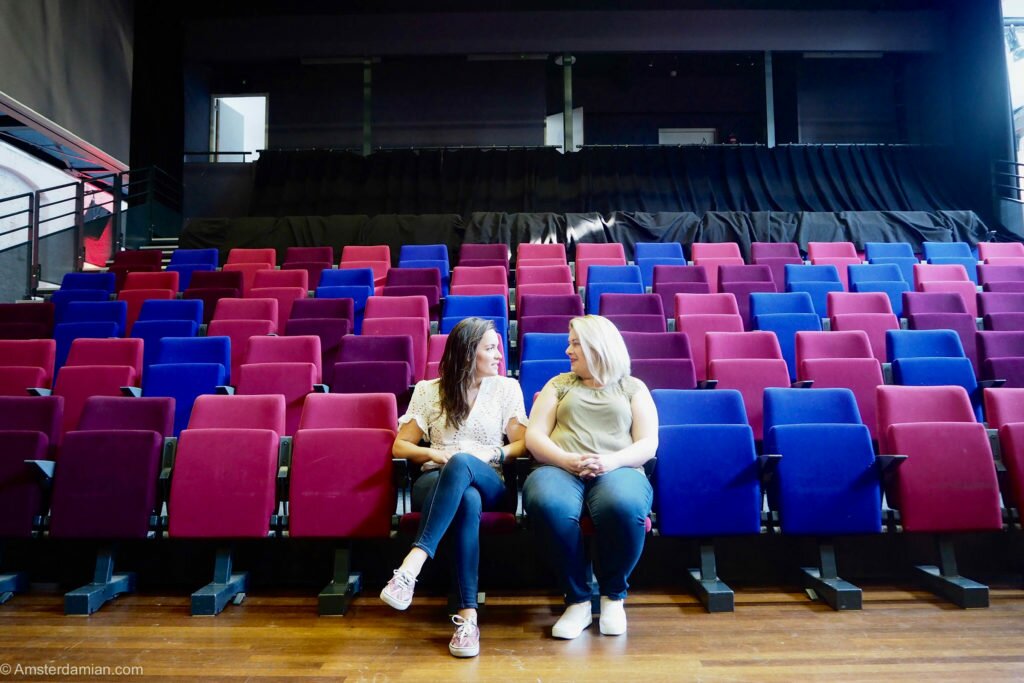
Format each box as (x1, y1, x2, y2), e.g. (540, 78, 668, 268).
(903, 291, 968, 316)
(0, 396, 64, 538)
(285, 319, 349, 387)
(53, 366, 136, 437)
(76, 396, 174, 435)
(0, 302, 54, 339)
(184, 287, 240, 325)
(252, 268, 308, 291)
(977, 331, 1024, 385)
(978, 292, 1024, 318)
(621, 331, 692, 360)
(908, 312, 980, 374)
(604, 315, 666, 333)
(291, 296, 354, 327)
(362, 317, 429, 383)
(334, 335, 415, 411)
(599, 293, 664, 317)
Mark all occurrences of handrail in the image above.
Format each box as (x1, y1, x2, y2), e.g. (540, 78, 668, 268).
(0, 165, 182, 297)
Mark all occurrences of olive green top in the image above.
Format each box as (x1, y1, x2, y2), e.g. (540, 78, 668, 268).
(547, 372, 644, 456)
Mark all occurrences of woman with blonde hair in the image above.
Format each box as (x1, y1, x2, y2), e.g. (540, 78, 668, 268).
(380, 317, 527, 658)
(524, 315, 658, 639)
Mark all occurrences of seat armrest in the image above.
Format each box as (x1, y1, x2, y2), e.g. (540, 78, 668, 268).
(643, 456, 657, 480)
(312, 383, 329, 393)
(757, 453, 781, 475)
(120, 386, 142, 397)
(875, 454, 907, 475)
(697, 379, 718, 390)
(25, 459, 55, 480)
(791, 380, 813, 389)
(215, 385, 235, 395)
(26, 387, 51, 397)
(979, 379, 1007, 390)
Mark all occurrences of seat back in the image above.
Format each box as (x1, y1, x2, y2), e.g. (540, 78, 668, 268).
(808, 242, 857, 259)
(888, 422, 1001, 532)
(600, 293, 664, 317)
(188, 393, 286, 434)
(516, 243, 566, 265)
(365, 295, 430, 322)
(652, 388, 748, 426)
(252, 268, 309, 291)
(521, 333, 569, 362)
(886, 329, 965, 363)
(235, 362, 317, 435)
(691, 242, 742, 259)
(518, 294, 583, 318)
(751, 242, 800, 260)
(675, 292, 740, 316)
(876, 385, 976, 453)
(864, 242, 914, 259)
(246, 335, 323, 382)
(706, 331, 783, 361)
(828, 291, 893, 316)
(138, 299, 203, 326)
(983, 387, 1024, 428)
(65, 338, 143, 385)
(719, 264, 774, 284)
(749, 292, 815, 317)
(979, 242, 1024, 260)
(763, 387, 862, 435)
(53, 365, 136, 435)
(519, 359, 570, 413)
(621, 331, 691, 360)
(0, 339, 56, 388)
(754, 312, 823, 381)
(143, 362, 225, 436)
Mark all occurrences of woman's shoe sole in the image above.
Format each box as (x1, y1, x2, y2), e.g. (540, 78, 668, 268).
(379, 588, 411, 611)
(552, 615, 593, 639)
(449, 644, 480, 658)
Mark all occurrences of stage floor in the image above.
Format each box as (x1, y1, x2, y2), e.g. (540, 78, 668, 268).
(1, 586, 1024, 681)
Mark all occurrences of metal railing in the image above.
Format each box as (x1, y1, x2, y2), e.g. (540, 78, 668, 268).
(993, 159, 1024, 204)
(0, 166, 181, 298)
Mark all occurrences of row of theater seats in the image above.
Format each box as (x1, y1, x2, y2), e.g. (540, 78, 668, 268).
(3, 383, 1024, 616)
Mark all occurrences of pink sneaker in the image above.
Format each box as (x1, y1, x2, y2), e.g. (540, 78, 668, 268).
(448, 615, 480, 658)
(380, 569, 416, 610)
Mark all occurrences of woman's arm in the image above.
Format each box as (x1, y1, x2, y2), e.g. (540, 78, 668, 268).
(503, 419, 527, 458)
(392, 420, 451, 466)
(525, 382, 588, 475)
(581, 384, 659, 477)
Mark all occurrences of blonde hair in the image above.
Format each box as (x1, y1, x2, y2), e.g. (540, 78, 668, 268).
(569, 315, 631, 386)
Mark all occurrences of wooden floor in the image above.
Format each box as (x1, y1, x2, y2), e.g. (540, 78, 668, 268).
(3, 586, 1024, 681)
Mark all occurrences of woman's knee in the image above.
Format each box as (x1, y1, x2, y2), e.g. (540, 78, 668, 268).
(447, 452, 476, 472)
(456, 487, 483, 517)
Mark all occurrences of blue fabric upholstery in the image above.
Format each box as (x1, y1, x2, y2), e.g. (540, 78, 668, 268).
(651, 388, 748, 427)
(144, 362, 227, 435)
(754, 313, 823, 381)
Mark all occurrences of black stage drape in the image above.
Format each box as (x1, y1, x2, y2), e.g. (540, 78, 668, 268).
(247, 146, 967, 218)
(181, 210, 990, 265)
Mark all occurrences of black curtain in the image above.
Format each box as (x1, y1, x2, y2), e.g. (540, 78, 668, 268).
(181, 209, 990, 264)
(248, 145, 968, 218)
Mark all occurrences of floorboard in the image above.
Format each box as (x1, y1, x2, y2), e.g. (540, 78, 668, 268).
(1, 587, 1024, 681)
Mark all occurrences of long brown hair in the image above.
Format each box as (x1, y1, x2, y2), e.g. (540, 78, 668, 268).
(437, 317, 496, 430)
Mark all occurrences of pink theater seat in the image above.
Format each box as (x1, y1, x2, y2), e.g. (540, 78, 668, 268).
(706, 331, 789, 439)
(207, 319, 276, 382)
(918, 282, 978, 318)
(252, 268, 309, 292)
(830, 313, 900, 365)
(223, 262, 274, 296)
(118, 288, 175, 334)
(246, 335, 323, 383)
(365, 295, 429, 323)
(235, 362, 317, 436)
(226, 248, 277, 266)
(363, 317, 429, 383)
(248, 287, 306, 334)
(691, 244, 745, 293)
(978, 242, 1024, 261)
(123, 271, 179, 292)
(53, 365, 136, 435)
(875, 385, 976, 455)
(983, 387, 1024, 429)
(65, 338, 143, 386)
(827, 291, 893, 317)
(576, 245, 626, 289)
(426, 333, 447, 379)
(0, 339, 56, 390)
(213, 297, 280, 331)
(888, 421, 1001, 533)
(517, 243, 567, 266)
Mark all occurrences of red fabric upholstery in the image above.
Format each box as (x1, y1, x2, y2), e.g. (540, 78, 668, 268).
(0, 367, 46, 396)
(285, 246, 333, 264)
(288, 428, 395, 537)
(0, 339, 55, 388)
(810, 257, 859, 290)
(188, 393, 286, 434)
(77, 396, 174, 436)
(875, 385, 975, 454)
(290, 297, 353, 325)
(168, 428, 278, 538)
(65, 338, 143, 384)
(123, 271, 179, 292)
(118, 288, 175, 334)
(365, 295, 429, 322)
(800, 358, 884, 440)
(983, 387, 1024, 429)
(252, 268, 308, 291)
(285, 319, 349, 387)
(223, 263, 274, 295)
(828, 291, 893, 316)
(206, 319, 276, 381)
(342, 245, 390, 264)
(362, 317, 429, 383)
(339, 260, 389, 287)
(246, 335, 323, 383)
(889, 422, 1001, 533)
(190, 270, 243, 291)
(226, 248, 276, 266)
(517, 243, 567, 265)
(212, 297, 279, 329)
(831, 313, 900, 365)
(0, 430, 49, 537)
(576, 257, 627, 289)
(53, 365, 136, 435)
(236, 362, 317, 435)
(675, 314, 744, 382)
(248, 287, 306, 334)
(49, 429, 162, 539)
(299, 392, 397, 430)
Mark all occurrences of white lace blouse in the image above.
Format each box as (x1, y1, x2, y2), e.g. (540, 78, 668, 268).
(399, 376, 528, 471)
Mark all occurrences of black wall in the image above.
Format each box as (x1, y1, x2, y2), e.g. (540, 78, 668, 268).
(0, 0, 134, 163)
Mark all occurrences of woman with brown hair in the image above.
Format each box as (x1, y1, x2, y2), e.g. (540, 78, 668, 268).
(380, 317, 527, 658)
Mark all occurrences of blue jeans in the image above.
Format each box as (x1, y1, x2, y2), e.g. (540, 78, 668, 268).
(523, 465, 652, 604)
(411, 453, 508, 610)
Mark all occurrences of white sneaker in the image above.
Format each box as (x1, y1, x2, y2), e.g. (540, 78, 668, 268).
(379, 569, 416, 610)
(551, 601, 593, 639)
(599, 596, 627, 636)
